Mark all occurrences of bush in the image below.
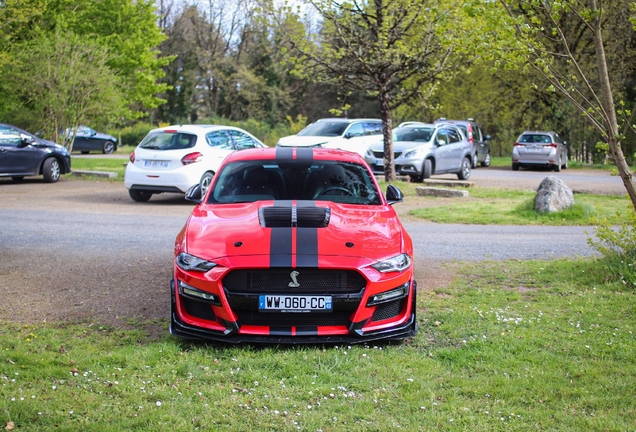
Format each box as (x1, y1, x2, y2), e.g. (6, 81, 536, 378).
(588, 208, 636, 288)
(106, 123, 155, 147)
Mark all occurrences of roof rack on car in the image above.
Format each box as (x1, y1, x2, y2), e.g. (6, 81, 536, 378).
(467, 118, 474, 121)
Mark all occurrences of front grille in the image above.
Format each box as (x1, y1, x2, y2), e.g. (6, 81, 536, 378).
(372, 299, 404, 322)
(223, 269, 367, 294)
(182, 297, 217, 321)
(372, 151, 402, 159)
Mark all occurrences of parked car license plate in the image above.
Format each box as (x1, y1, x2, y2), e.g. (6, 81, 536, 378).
(259, 295, 332, 312)
(375, 159, 384, 166)
(144, 160, 169, 167)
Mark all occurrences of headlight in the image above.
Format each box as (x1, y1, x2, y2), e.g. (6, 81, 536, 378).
(176, 252, 218, 272)
(404, 148, 422, 158)
(370, 254, 411, 273)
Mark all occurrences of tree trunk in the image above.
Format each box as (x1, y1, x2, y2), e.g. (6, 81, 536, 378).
(591, 0, 636, 210)
(379, 87, 395, 182)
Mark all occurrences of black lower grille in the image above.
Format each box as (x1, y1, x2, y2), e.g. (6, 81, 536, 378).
(183, 297, 217, 321)
(232, 310, 353, 327)
(372, 299, 404, 322)
(223, 269, 366, 294)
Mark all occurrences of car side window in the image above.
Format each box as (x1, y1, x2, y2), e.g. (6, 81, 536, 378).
(474, 126, 482, 142)
(554, 134, 562, 144)
(206, 131, 233, 149)
(363, 122, 382, 136)
(227, 130, 257, 150)
(345, 123, 364, 138)
(447, 128, 461, 143)
(0, 126, 24, 147)
(436, 129, 448, 146)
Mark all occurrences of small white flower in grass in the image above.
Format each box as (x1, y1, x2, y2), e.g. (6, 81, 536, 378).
(70, 411, 74, 415)
(156, 401, 162, 407)
(407, 378, 413, 382)
(10, 398, 14, 401)
(586, 345, 590, 349)
(420, 406, 425, 410)
(52, 386, 56, 390)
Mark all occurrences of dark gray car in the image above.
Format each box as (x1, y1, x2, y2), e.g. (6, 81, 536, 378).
(0, 123, 71, 182)
(364, 123, 473, 181)
(68, 125, 118, 154)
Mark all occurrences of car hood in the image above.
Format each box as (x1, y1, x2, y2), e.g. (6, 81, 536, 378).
(182, 201, 405, 265)
(277, 135, 336, 147)
(92, 132, 116, 141)
(368, 140, 433, 152)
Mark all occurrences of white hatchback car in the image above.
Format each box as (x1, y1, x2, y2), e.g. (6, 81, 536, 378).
(124, 124, 266, 202)
(276, 118, 383, 157)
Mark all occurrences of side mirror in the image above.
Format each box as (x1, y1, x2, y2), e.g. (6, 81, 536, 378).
(185, 184, 203, 203)
(485, 135, 492, 141)
(385, 184, 404, 205)
(18, 134, 34, 148)
(563, 140, 567, 145)
(436, 139, 446, 146)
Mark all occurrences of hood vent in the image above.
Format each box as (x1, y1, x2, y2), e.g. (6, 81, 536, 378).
(259, 206, 331, 228)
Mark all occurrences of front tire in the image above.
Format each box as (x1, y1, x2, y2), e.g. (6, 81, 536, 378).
(42, 158, 61, 182)
(457, 157, 471, 180)
(420, 158, 433, 181)
(103, 140, 116, 154)
(129, 189, 153, 202)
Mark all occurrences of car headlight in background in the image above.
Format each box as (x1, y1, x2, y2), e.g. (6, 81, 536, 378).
(370, 253, 412, 273)
(404, 147, 424, 158)
(176, 252, 218, 272)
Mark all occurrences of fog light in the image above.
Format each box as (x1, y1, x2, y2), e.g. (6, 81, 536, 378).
(367, 282, 409, 306)
(179, 281, 221, 305)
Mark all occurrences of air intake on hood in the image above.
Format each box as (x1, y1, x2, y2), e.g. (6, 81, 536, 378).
(259, 206, 331, 228)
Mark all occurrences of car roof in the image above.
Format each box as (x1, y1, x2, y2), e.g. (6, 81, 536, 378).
(521, 131, 556, 134)
(396, 123, 436, 129)
(315, 118, 381, 123)
(222, 147, 366, 164)
(149, 124, 246, 134)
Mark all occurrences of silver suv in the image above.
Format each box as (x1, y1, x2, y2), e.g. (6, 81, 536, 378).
(434, 118, 491, 168)
(365, 123, 473, 181)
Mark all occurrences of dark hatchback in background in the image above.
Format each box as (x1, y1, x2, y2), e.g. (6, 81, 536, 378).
(434, 118, 491, 168)
(67, 125, 118, 154)
(0, 123, 71, 182)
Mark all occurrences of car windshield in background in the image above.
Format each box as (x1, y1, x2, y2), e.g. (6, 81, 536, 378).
(298, 122, 349, 137)
(139, 132, 197, 150)
(208, 159, 381, 205)
(0, 126, 23, 145)
(519, 134, 552, 144)
(393, 127, 434, 142)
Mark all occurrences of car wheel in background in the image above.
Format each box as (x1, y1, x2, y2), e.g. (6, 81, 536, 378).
(481, 153, 491, 167)
(11, 176, 24, 182)
(81, 151, 89, 154)
(200, 171, 214, 197)
(472, 153, 478, 168)
(563, 157, 568, 169)
(42, 158, 61, 182)
(554, 157, 562, 172)
(129, 189, 153, 202)
(512, 163, 519, 171)
(420, 159, 432, 182)
(458, 157, 471, 180)
(103, 141, 116, 154)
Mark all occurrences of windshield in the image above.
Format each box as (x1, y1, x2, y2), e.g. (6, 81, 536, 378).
(208, 159, 381, 205)
(139, 131, 197, 150)
(393, 127, 434, 142)
(297, 122, 349, 137)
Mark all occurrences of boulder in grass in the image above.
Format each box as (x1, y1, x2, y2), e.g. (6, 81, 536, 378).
(535, 176, 575, 213)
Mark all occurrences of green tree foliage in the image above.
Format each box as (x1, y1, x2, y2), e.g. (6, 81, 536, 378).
(0, 32, 124, 150)
(0, 0, 170, 131)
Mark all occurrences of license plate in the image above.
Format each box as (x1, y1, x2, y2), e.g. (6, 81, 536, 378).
(527, 147, 542, 153)
(375, 159, 384, 166)
(259, 295, 332, 312)
(144, 160, 169, 167)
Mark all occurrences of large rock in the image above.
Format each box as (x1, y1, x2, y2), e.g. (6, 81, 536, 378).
(535, 176, 574, 213)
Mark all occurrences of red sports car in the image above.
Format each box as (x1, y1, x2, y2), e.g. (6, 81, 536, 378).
(170, 147, 417, 343)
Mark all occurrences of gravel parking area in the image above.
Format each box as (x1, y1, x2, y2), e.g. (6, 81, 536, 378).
(0, 169, 620, 332)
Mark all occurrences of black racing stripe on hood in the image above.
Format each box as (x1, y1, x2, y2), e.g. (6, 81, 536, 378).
(270, 200, 293, 267)
(296, 201, 318, 267)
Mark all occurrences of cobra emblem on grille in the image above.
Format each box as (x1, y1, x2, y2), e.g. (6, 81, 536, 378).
(288, 271, 300, 287)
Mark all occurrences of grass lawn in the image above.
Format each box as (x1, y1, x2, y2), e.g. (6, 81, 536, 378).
(1, 259, 634, 430)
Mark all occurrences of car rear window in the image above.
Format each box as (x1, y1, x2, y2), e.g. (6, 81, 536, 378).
(208, 160, 381, 205)
(519, 134, 552, 144)
(298, 122, 349, 137)
(139, 131, 197, 150)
